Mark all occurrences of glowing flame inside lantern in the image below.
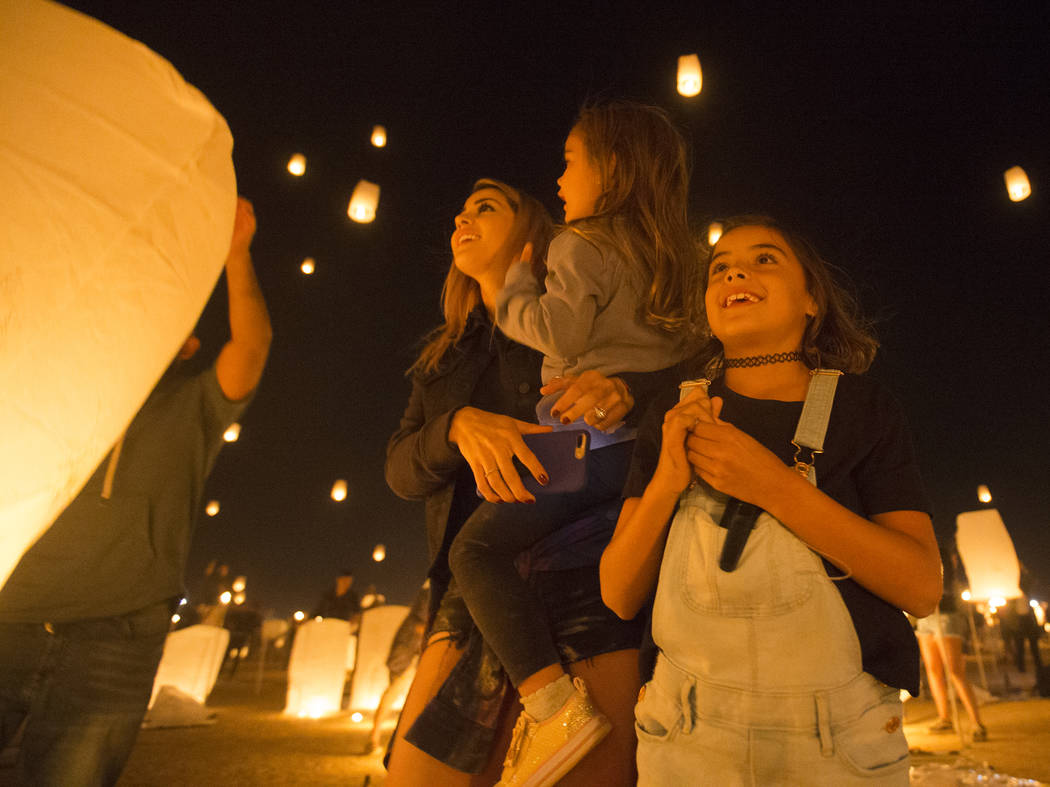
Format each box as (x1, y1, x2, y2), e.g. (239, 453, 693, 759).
(223, 423, 241, 442)
(205, 500, 220, 517)
(373, 544, 386, 562)
(707, 221, 723, 246)
(220, 591, 232, 605)
(300, 697, 339, 719)
(1003, 166, 1031, 202)
(287, 153, 306, 176)
(232, 576, 246, 593)
(371, 125, 387, 147)
(300, 257, 315, 275)
(293, 610, 306, 622)
(348, 180, 380, 223)
(234, 592, 246, 605)
(677, 54, 702, 97)
(331, 479, 348, 502)
(977, 484, 992, 503)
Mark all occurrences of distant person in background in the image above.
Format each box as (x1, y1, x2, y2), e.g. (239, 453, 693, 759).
(311, 570, 362, 623)
(367, 581, 430, 753)
(0, 197, 271, 787)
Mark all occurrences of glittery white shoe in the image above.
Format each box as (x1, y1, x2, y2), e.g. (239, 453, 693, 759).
(497, 677, 611, 787)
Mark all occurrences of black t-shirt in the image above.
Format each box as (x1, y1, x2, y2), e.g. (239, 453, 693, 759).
(624, 374, 930, 694)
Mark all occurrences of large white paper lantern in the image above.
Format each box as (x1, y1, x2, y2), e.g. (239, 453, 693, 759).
(677, 54, 702, 97)
(348, 180, 380, 223)
(0, 0, 236, 588)
(347, 605, 412, 714)
(956, 508, 1023, 602)
(284, 617, 352, 718)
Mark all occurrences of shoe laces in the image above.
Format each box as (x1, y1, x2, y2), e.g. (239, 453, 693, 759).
(503, 713, 529, 768)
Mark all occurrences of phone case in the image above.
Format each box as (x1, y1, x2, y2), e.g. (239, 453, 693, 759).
(517, 430, 589, 495)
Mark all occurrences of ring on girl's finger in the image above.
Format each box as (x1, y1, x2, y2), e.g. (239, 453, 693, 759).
(593, 405, 608, 420)
(484, 468, 499, 477)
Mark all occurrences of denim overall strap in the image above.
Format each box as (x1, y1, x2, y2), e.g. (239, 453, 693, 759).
(792, 370, 842, 484)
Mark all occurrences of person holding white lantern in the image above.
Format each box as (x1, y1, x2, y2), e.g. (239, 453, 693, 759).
(0, 197, 271, 786)
(385, 177, 676, 786)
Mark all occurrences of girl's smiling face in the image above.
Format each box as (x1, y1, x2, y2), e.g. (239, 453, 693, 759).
(705, 226, 818, 356)
(450, 187, 516, 281)
(557, 128, 603, 222)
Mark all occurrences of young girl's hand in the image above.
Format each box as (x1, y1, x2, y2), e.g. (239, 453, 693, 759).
(650, 388, 716, 496)
(685, 399, 793, 506)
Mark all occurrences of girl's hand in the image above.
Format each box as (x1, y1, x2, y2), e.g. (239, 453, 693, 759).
(685, 397, 794, 505)
(541, 370, 633, 431)
(448, 407, 553, 503)
(649, 387, 716, 496)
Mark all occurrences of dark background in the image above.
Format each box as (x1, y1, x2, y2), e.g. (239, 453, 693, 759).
(65, 0, 1049, 615)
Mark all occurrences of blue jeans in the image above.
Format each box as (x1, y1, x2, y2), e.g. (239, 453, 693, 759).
(0, 600, 171, 787)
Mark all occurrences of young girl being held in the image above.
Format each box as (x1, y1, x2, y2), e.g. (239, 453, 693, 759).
(446, 101, 697, 786)
(600, 216, 942, 785)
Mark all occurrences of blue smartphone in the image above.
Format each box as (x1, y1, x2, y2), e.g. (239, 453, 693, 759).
(517, 430, 589, 495)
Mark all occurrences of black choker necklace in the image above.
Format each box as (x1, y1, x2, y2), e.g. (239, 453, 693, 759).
(724, 351, 803, 368)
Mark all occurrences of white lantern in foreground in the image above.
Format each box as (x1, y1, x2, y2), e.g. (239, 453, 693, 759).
(677, 54, 702, 97)
(348, 180, 380, 223)
(1003, 166, 1031, 202)
(373, 544, 386, 562)
(205, 500, 220, 517)
(977, 484, 992, 503)
(223, 422, 241, 442)
(707, 221, 723, 247)
(331, 479, 348, 502)
(0, 0, 235, 588)
(956, 508, 1022, 602)
(371, 125, 387, 147)
(300, 257, 315, 275)
(284, 618, 352, 718)
(287, 153, 306, 176)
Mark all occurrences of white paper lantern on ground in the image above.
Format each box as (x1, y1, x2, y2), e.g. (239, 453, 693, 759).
(284, 617, 352, 718)
(677, 54, 702, 97)
(348, 180, 380, 223)
(0, 0, 235, 587)
(1003, 166, 1031, 202)
(956, 508, 1022, 602)
(347, 605, 412, 714)
(148, 624, 230, 707)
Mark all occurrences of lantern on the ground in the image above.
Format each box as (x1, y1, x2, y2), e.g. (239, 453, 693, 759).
(287, 153, 306, 176)
(300, 257, 315, 275)
(223, 423, 240, 442)
(371, 125, 387, 148)
(348, 180, 380, 223)
(677, 54, 702, 97)
(205, 500, 220, 517)
(373, 544, 386, 562)
(331, 479, 348, 502)
(1003, 166, 1031, 202)
(707, 221, 723, 247)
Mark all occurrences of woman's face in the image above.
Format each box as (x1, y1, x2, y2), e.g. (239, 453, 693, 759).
(451, 187, 517, 281)
(705, 226, 817, 355)
(557, 128, 603, 222)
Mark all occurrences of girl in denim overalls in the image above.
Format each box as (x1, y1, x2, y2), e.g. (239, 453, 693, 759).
(600, 216, 942, 785)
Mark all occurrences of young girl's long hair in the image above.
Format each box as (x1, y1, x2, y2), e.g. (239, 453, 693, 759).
(695, 215, 879, 376)
(410, 179, 555, 377)
(569, 100, 699, 336)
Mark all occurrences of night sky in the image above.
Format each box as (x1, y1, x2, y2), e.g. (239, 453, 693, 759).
(64, 1, 1049, 615)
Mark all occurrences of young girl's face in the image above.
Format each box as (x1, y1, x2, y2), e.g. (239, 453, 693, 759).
(557, 128, 603, 222)
(451, 187, 516, 281)
(705, 226, 817, 355)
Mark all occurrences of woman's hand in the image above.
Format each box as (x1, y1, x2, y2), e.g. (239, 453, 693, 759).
(685, 397, 794, 506)
(448, 407, 553, 503)
(541, 370, 634, 431)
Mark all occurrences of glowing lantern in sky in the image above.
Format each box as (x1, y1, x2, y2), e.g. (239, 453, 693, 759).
(232, 576, 246, 593)
(371, 125, 387, 147)
(977, 484, 992, 503)
(0, 0, 236, 588)
(956, 508, 1022, 602)
(300, 257, 315, 275)
(223, 423, 241, 442)
(331, 479, 348, 502)
(677, 54, 702, 97)
(293, 610, 306, 622)
(287, 153, 306, 176)
(373, 544, 386, 562)
(707, 222, 723, 246)
(348, 180, 380, 223)
(205, 500, 220, 517)
(233, 592, 246, 605)
(1003, 166, 1031, 202)
(220, 590, 232, 605)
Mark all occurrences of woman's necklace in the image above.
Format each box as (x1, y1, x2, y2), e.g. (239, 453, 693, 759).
(724, 350, 803, 368)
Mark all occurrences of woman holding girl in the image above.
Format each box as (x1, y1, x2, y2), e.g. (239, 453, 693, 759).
(601, 216, 942, 785)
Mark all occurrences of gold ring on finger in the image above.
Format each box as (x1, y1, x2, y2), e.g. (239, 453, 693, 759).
(593, 405, 608, 420)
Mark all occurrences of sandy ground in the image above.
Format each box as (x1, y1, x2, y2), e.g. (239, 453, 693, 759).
(4, 645, 1046, 785)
